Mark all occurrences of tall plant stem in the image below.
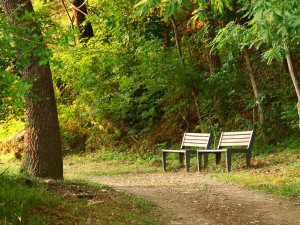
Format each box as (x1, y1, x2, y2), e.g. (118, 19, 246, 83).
(205, 5, 221, 76)
(62, 0, 74, 29)
(61, 0, 76, 45)
(170, 15, 185, 67)
(233, 0, 267, 138)
(285, 44, 300, 129)
(192, 89, 202, 123)
(243, 48, 267, 137)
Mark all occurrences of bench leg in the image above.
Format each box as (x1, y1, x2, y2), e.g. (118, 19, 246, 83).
(246, 152, 251, 168)
(226, 151, 232, 172)
(179, 153, 184, 167)
(185, 152, 190, 172)
(162, 152, 167, 171)
(216, 152, 221, 165)
(204, 153, 208, 169)
(197, 152, 202, 172)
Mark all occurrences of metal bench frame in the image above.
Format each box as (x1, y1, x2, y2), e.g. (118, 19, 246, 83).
(162, 133, 213, 172)
(197, 130, 256, 172)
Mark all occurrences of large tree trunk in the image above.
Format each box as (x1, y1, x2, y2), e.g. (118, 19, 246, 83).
(71, 0, 94, 41)
(0, 0, 63, 179)
(285, 45, 300, 129)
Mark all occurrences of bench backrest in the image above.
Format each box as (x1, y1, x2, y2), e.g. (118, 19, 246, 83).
(218, 130, 255, 150)
(181, 133, 213, 149)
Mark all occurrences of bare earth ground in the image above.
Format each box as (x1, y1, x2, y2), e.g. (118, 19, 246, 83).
(77, 172, 300, 225)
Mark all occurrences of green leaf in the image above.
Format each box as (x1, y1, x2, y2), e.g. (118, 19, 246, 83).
(134, 0, 150, 9)
(181, 0, 190, 9)
(274, 9, 282, 17)
(197, 0, 207, 8)
(39, 58, 49, 66)
(189, 7, 206, 26)
(134, 0, 161, 17)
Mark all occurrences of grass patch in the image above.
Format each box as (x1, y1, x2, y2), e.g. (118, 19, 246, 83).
(0, 172, 163, 225)
(63, 150, 162, 177)
(43, 180, 163, 225)
(113, 194, 160, 225)
(0, 174, 64, 224)
(0, 153, 164, 225)
(211, 149, 300, 197)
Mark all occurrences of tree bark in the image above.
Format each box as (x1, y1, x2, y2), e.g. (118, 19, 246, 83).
(71, 0, 94, 41)
(285, 45, 300, 129)
(0, 0, 63, 179)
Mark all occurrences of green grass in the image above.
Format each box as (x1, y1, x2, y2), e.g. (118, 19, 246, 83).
(0, 173, 164, 225)
(113, 194, 161, 225)
(0, 156, 164, 225)
(63, 150, 162, 177)
(0, 174, 63, 224)
(211, 149, 300, 197)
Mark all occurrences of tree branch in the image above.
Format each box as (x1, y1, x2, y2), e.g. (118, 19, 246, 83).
(61, 0, 74, 29)
(66, 0, 88, 17)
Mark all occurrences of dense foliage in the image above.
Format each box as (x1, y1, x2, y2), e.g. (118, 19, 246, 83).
(1, 0, 299, 154)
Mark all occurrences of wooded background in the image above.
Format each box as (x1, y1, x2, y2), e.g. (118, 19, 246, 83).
(1, 0, 299, 158)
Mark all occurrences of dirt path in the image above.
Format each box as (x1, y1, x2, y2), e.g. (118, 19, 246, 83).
(79, 172, 299, 225)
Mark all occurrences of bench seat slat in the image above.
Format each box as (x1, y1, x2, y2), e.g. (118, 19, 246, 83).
(197, 149, 227, 153)
(220, 142, 250, 146)
(184, 137, 212, 141)
(221, 138, 251, 143)
(185, 133, 211, 137)
(162, 149, 186, 153)
(222, 135, 251, 139)
(183, 140, 210, 144)
(183, 143, 208, 147)
(222, 131, 253, 135)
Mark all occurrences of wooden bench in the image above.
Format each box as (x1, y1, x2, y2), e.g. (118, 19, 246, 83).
(162, 133, 213, 172)
(197, 130, 255, 172)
